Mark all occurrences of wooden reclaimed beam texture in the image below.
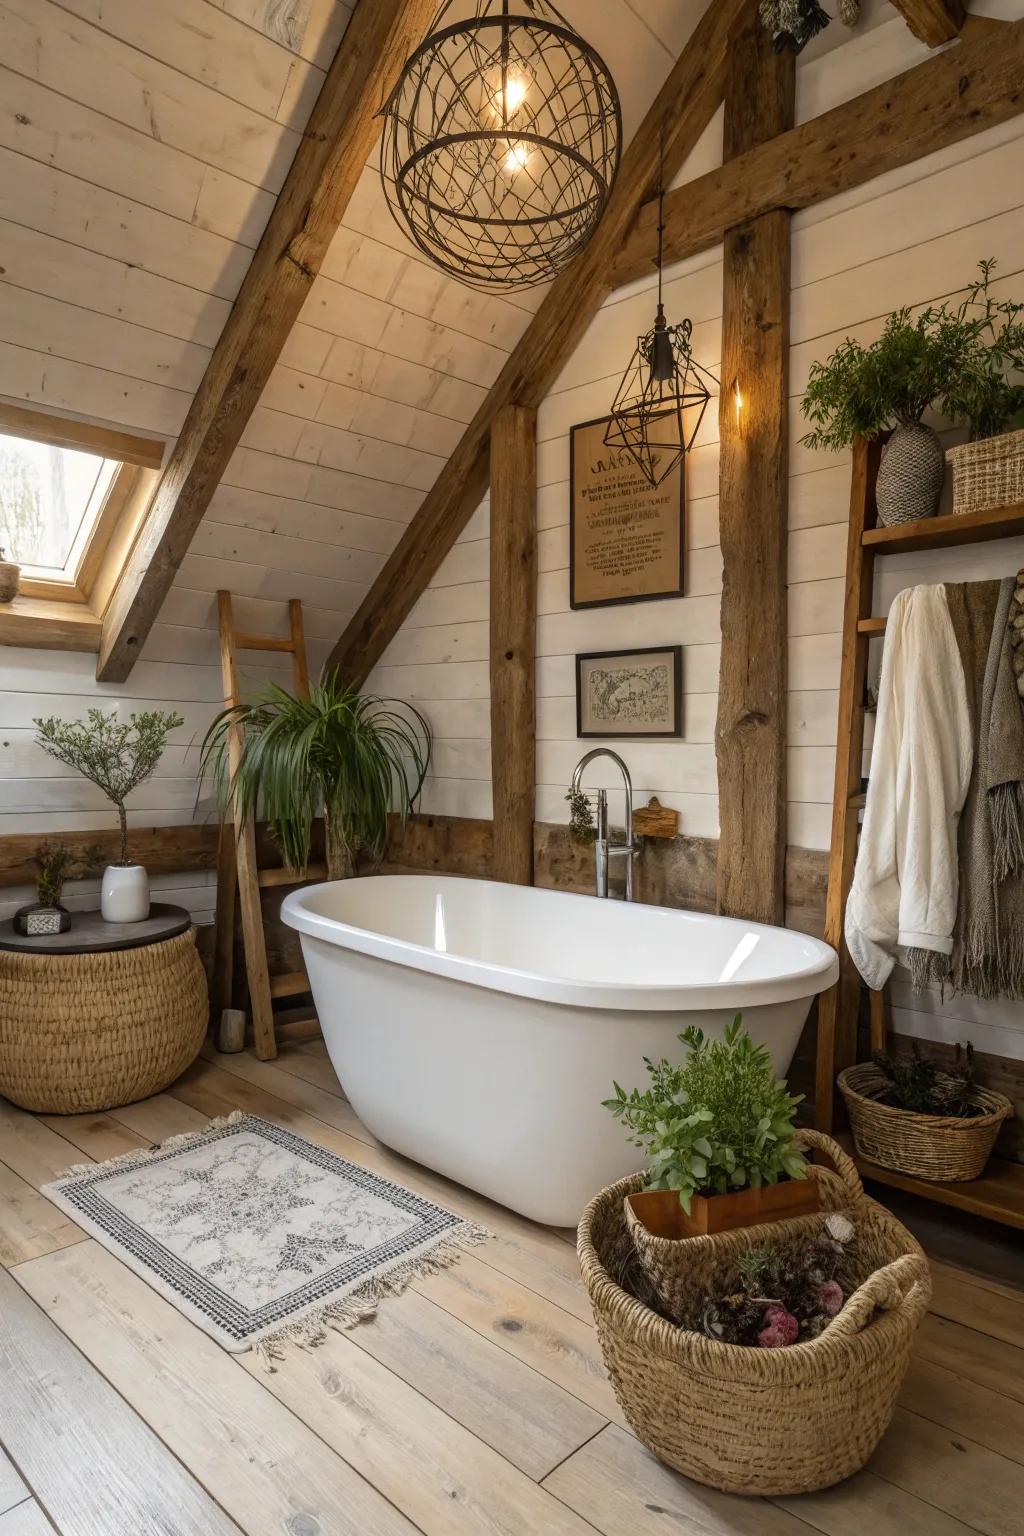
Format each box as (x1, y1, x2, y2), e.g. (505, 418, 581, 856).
(715, 11, 794, 926)
(328, 0, 747, 687)
(96, 0, 437, 683)
(890, 0, 966, 46)
(0, 824, 219, 889)
(490, 405, 538, 885)
(612, 16, 1024, 290)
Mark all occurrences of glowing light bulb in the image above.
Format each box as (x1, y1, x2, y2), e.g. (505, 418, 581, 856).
(499, 74, 529, 115)
(503, 142, 530, 176)
(734, 380, 744, 425)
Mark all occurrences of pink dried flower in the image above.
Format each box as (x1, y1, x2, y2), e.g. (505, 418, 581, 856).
(757, 1304, 800, 1348)
(820, 1280, 844, 1316)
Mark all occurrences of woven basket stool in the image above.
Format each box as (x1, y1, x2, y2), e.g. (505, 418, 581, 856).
(578, 1131, 931, 1497)
(839, 1063, 1013, 1182)
(0, 928, 208, 1113)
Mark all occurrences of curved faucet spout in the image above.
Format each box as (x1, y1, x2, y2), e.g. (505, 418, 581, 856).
(571, 748, 636, 899)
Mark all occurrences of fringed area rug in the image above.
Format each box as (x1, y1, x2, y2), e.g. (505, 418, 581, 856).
(43, 1112, 489, 1362)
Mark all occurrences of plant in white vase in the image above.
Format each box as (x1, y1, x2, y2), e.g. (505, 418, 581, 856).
(34, 708, 184, 922)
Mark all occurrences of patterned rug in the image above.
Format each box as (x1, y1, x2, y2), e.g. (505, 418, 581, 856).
(44, 1112, 488, 1360)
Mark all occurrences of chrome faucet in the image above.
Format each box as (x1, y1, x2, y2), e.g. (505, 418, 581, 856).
(571, 748, 638, 900)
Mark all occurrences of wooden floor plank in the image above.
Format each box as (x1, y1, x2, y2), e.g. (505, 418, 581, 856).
(108, 1092, 211, 1144)
(235, 1328, 601, 1536)
(169, 1060, 593, 1323)
(899, 1357, 1024, 1465)
(868, 1408, 1024, 1535)
(928, 1264, 1024, 1349)
(38, 1113, 151, 1163)
(0, 1451, 27, 1518)
(0, 1266, 243, 1536)
(0, 1504, 56, 1536)
(0, 1161, 85, 1268)
(202, 1044, 371, 1143)
(13, 1244, 418, 1536)
(914, 1313, 1024, 1405)
(777, 1465, 982, 1536)
(929, 1258, 1024, 1308)
(0, 1101, 87, 1188)
(268, 1039, 346, 1095)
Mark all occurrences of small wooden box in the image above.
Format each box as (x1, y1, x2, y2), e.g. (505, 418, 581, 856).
(627, 1176, 819, 1240)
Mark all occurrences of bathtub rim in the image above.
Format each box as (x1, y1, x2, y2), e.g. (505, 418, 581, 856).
(281, 875, 839, 1013)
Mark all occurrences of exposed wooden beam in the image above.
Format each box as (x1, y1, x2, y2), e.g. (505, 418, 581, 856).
(490, 404, 538, 886)
(715, 10, 794, 926)
(96, 0, 437, 683)
(890, 0, 966, 46)
(328, 0, 747, 687)
(612, 16, 1024, 290)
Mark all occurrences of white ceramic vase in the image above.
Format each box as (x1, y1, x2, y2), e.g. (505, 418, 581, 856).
(101, 864, 150, 923)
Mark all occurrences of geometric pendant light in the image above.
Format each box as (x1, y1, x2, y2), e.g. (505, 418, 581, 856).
(379, 1, 621, 291)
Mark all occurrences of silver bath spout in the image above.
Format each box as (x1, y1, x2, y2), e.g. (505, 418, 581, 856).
(571, 748, 638, 900)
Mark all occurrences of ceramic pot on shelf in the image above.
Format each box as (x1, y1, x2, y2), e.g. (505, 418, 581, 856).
(875, 422, 945, 526)
(0, 547, 20, 603)
(101, 863, 150, 923)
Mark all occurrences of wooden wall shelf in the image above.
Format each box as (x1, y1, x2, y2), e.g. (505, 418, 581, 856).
(841, 1138, 1024, 1231)
(862, 501, 1024, 556)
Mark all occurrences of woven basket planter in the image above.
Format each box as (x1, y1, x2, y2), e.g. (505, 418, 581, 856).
(947, 427, 1024, 517)
(0, 928, 208, 1114)
(838, 1063, 1013, 1183)
(578, 1129, 931, 1497)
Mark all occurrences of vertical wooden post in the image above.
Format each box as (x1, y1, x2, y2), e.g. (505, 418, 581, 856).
(490, 404, 538, 885)
(715, 14, 795, 925)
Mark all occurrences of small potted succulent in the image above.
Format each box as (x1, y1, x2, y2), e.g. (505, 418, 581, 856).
(13, 842, 81, 937)
(839, 1042, 1013, 1183)
(0, 546, 19, 603)
(604, 1016, 814, 1240)
(34, 708, 184, 922)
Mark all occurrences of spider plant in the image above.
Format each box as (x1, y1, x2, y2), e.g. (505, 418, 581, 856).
(199, 674, 431, 879)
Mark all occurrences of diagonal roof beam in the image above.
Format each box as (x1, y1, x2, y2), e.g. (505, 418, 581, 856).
(97, 0, 438, 683)
(328, 0, 748, 688)
(611, 15, 1024, 292)
(890, 0, 966, 47)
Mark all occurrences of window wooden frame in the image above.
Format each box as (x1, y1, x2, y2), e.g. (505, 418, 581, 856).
(0, 403, 164, 651)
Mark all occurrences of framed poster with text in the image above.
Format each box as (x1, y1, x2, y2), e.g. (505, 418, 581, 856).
(569, 415, 685, 609)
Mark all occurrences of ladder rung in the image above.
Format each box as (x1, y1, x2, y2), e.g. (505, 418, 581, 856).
(233, 631, 296, 653)
(847, 792, 866, 810)
(270, 970, 310, 998)
(857, 616, 887, 636)
(258, 863, 328, 889)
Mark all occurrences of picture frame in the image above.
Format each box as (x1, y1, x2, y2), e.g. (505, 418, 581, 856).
(575, 645, 683, 739)
(569, 414, 685, 610)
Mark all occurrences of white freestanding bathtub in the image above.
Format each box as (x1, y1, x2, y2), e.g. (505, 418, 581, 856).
(281, 876, 839, 1226)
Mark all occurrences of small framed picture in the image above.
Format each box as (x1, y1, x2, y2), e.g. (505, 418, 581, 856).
(576, 645, 683, 739)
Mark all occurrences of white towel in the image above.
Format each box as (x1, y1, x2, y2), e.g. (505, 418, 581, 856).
(845, 584, 973, 991)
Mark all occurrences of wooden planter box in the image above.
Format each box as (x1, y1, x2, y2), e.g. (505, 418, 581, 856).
(627, 1176, 819, 1241)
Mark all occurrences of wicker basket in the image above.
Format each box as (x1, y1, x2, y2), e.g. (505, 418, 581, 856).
(578, 1130, 931, 1497)
(947, 427, 1024, 517)
(624, 1129, 859, 1324)
(838, 1063, 1013, 1183)
(0, 928, 208, 1113)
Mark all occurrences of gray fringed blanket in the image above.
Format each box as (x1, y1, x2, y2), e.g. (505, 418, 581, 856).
(946, 577, 1024, 999)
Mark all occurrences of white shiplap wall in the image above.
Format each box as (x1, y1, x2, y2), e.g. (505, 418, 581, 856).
(368, 2, 1024, 1056)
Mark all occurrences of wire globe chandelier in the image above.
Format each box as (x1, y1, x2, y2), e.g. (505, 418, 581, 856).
(604, 181, 718, 488)
(379, 1, 621, 290)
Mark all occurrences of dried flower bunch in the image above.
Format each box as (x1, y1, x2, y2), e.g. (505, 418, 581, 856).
(872, 1041, 982, 1119)
(604, 1017, 807, 1211)
(33, 841, 98, 908)
(565, 785, 597, 842)
(694, 1214, 857, 1349)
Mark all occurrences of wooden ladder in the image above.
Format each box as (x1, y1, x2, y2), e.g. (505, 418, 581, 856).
(213, 591, 324, 1061)
(815, 438, 1024, 1229)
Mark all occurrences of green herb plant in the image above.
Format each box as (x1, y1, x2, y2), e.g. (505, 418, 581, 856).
(200, 673, 431, 880)
(34, 710, 184, 866)
(604, 1016, 807, 1212)
(565, 785, 596, 842)
(872, 1041, 981, 1119)
(924, 260, 1024, 441)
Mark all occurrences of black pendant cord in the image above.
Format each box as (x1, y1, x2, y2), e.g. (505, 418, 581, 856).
(655, 128, 666, 327)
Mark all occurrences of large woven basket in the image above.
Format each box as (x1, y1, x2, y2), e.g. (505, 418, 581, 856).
(578, 1130, 931, 1497)
(947, 427, 1024, 517)
(0, 928, 208, 1113)
(839, 1063, 1012, 1182)
(625, 1129, 859, 1324)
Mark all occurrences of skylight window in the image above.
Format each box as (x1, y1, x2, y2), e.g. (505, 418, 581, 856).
(0, 432, 119, 583)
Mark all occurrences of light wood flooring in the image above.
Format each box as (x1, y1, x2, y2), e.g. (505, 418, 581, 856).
(1, 1040, 1023, 1536)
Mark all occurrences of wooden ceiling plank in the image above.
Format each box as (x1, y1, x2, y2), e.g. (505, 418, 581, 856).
(612, 16, 1024, 291)
(96, 0, 438, 683)
(890, 0, 967, 47)
(327, 0, 748, 687)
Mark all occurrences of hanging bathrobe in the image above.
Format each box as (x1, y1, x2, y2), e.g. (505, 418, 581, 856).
(845, 584, 973, 992)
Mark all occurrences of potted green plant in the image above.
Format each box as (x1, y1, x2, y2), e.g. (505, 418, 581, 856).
(800, 307, 952, 526)
(838, 1043, 1013, 1183)
(604, 1016, 814, 1239)
(34, 709, 184, 923)
(199, 673, 431, 879)
(13, 842, 77, 936)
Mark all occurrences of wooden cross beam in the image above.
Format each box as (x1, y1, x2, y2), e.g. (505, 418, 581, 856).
(612, 16, 1023, 292)
(96, 0, 438, 683)
(327, 0, 748, 687)
(890, 0, 966, 46)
